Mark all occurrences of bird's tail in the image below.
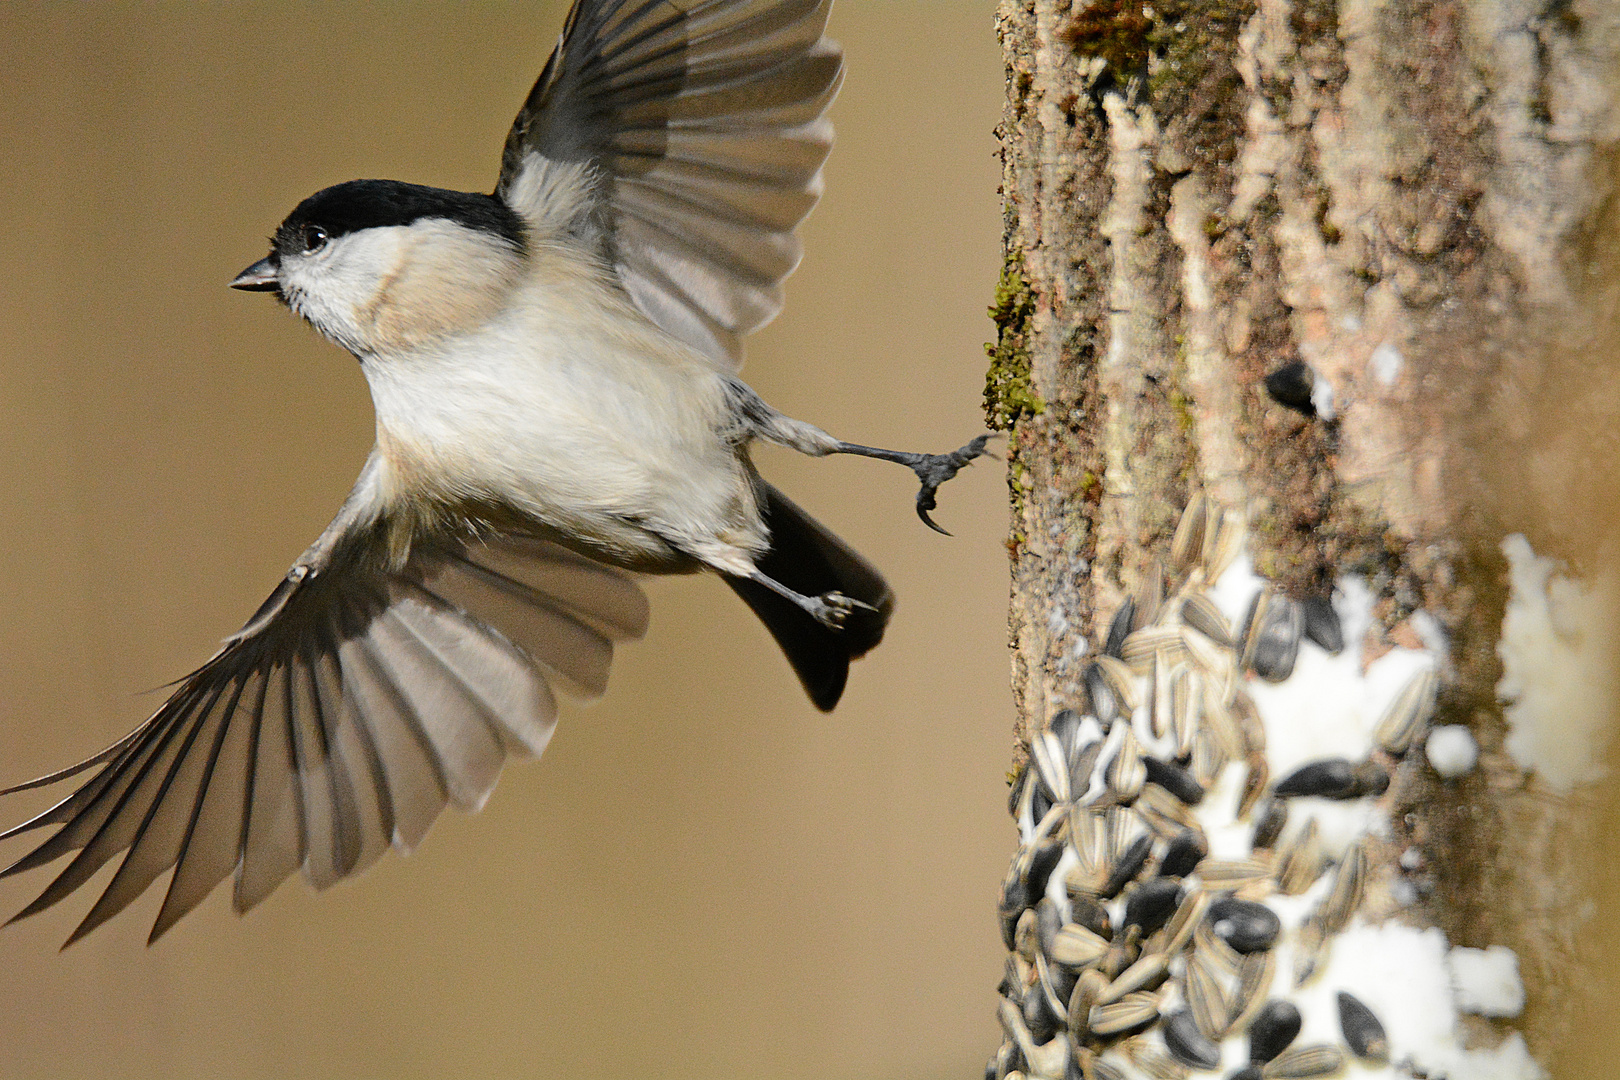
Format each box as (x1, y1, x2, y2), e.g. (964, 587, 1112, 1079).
(724, 482, 893, 711)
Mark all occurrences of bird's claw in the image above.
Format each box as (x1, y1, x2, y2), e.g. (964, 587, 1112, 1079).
(807, 591, 880, 631)
(912, 434, 994, 535)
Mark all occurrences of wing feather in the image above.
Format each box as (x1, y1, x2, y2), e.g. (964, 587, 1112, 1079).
(497, 0, 841, 368)
(149, 671, 262, 942)
(0, 524, 647, 944)
(235, 662, 303, 914)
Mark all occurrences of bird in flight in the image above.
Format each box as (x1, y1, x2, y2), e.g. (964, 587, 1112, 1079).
(0, 0, 987, 946)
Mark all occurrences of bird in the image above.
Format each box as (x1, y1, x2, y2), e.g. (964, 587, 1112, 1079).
(0, 0, 988, 946)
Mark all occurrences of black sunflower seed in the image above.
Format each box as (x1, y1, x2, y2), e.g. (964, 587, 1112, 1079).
(1248, 999, 1302, 1062)
(1207, 897, 1282, 954)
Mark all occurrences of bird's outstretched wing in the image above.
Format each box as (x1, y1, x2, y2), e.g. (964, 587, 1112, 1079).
(0, 526, 647, 946)
(496, 0, 841, 368)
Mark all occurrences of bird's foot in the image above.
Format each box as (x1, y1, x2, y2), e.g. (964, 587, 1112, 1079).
(806, 591, 881, 631)
(910, 434, 995, 535)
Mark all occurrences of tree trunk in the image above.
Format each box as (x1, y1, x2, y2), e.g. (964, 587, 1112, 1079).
(986, 0, 1620, 1077)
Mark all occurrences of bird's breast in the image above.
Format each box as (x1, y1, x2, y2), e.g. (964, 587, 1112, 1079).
(359, 300, 758, 568)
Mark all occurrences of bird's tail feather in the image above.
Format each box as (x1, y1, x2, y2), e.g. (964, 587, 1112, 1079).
(724, 482, 892, 711)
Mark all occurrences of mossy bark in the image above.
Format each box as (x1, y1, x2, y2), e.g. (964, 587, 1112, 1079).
(991, 0, 1620, 1072)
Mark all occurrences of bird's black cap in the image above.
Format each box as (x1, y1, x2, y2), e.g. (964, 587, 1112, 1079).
(273, 179, 528, 258)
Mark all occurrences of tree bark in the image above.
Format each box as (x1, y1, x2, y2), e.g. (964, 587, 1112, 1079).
(987, 0, 1620, 1076)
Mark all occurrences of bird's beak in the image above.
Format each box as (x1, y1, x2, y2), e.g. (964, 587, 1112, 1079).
(230, 257, 279, 292)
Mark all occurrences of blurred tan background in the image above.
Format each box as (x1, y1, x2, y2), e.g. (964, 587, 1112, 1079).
(0, 4, 1012, 1078)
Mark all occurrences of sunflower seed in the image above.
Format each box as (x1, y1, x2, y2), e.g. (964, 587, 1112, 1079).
(1264, 360, 1316, 415)
(1010, 759, 1031, 821)
(1125, 1039, 1190, 1080)
(1101, 833, 1155, 899)
(998, 871, 1028, 949)
(1260, 1045, 1347, 1078)
(1291, 917, 1328, 987)
(1200, 691, 1247, 763)
(992, 1040, 1024, 1080)
(1093, 655, 1142, 713)
(1238, 752, 1269, 819)
(1171, 493, 1208, 571)
(1123, 626, 1186, 675)
(1336, 991, 1389, 1063)
(1247, 1000, 1302, 1063)
(1275, 819, 1326, 895)
(1106, 740, 1147, 803)
(997, 953, 1025, 1002)
(1032, 732, 1073, 804)
(1353, 759, 1390, 796)
(1067, 890, 1113, 939)
(1250, 800, 1287, 850)
(1032, 784, 1054, 827)
(1185, 951, 1230, 1038)
(1051, 923, 1110, 970)
(1038, 945, 1078, 1006)
(1068, 968, 1109, 1035)
(1089, 992, 1162, 1037)
(1208, 898, 1282, 954)
(1103, 805, 1140, 865)
(1229, 688, 1267, 756)
(1084, 662, 1121, 726)
(1135, 561, 1166, 629)
(1169, 666, 1201, 760)
(1239, 591, 1304, 682)
(1143, 757, 1205, 805)
(1314, 839, 1368, 936)
(1069, 741, 1106, 802)
(1049, 707, 1085, 750)
(1105, 599, 1137, 661)
(1163, 1008, 1221, 1069)
(1273, 759, 1358, 799)
(1146, 656, 1171, 740)
(1180, 623, 1231, 678)
(1037, 897, 1064, 955)
(1022, 836, 1067, 907)
(1160, 887, 1211, 955)
(1125, 879, 1183, 936)
(1189, 731, 1227, 790)
(1098, 952, 1170, 1005)
(1159, 828, 1208, 878)
(1179, 593, 1233, 648)
(1201, 507, 1244, 581)
(1375, 667, 1438, 755)
(1015, 907, 1040, 962)
(1199, 858, 1274, 891)
(1229, 950, 1276, 1031)
(1301, 593, 1343, 654)
(1193, 919, 1241, 977)
(1137, 783, 1200, 837)
(1024, 955, 1067, 1040)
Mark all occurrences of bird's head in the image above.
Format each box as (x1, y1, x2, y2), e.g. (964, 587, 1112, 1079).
(232, 179, 529, 356)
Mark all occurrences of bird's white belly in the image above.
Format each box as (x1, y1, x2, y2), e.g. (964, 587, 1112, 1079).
(360, 320, 756, 566)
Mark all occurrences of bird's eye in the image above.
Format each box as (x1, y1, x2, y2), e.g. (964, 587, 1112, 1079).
(302, 225, 329, 253)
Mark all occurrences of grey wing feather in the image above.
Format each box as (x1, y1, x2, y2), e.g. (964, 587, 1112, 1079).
(497, 0, 841, 368)
(0, 530, 646, 945)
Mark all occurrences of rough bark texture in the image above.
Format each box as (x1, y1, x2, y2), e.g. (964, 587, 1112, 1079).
(991, 0, 1620, 1072)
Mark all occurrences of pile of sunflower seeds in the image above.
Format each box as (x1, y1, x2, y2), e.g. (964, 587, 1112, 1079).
(989, 495, 1438, 1080)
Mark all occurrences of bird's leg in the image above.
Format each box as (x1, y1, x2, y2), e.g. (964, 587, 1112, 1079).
(748, 571, 880, 631)
(728, 380, 993, 534)
(824, 436, 993, 534)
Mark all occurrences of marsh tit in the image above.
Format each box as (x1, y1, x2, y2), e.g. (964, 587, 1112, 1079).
(0, 0, 988, 945)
